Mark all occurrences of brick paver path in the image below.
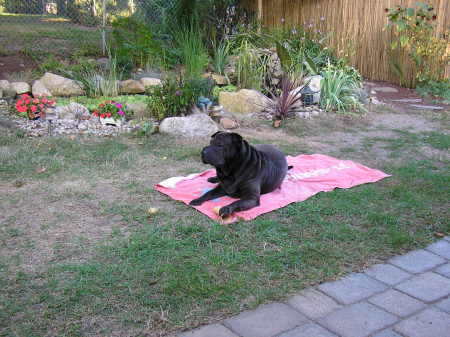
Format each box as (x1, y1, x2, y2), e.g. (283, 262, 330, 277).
(177, 238, 450, 337)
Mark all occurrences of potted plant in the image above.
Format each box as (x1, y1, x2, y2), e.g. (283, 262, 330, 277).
(92, 100, 127, 126)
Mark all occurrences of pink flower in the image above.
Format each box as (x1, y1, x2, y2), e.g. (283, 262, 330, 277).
(118, 110, 125, 116)
(16, 105, 27, 113)
(31, 105, 37, 113)
(115, 103, 123, 109)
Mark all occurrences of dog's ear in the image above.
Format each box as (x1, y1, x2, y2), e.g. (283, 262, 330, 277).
(211, 131, 223, 138)
(229, 133, 243, 144)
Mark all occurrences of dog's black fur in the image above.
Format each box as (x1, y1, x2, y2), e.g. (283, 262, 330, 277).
(189, 131, 289, 217)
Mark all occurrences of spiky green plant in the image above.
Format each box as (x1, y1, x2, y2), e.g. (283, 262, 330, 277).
(319, 64, 366, 113)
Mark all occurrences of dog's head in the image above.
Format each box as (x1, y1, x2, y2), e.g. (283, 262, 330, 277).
(201, 131, 243, 167)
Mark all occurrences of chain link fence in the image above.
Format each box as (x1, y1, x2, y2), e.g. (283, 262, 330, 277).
(0, 0, 176, 58)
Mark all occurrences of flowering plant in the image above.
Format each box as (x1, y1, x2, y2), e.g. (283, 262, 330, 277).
(92, 100, 127, 120)
(15, 94, 55, 120)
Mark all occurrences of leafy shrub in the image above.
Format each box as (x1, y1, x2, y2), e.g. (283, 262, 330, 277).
(147, 76, 214, 121)
(212, 84, 237, 102)
(211, 39, 231, 75)
(416, 79, 450, 103)
(235, 40, 269, 91)
(112, 16, 165, 71)
(386, 2, 449, 82)
(173, 25, 209, 79)
(320, 64, 365, 113)
(65, 57, 121, 98)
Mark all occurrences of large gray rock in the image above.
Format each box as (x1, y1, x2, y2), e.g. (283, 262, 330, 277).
(10, 82, 30, 95)
(159, 113, 218, 138)
(139, 77, 162, 88)
(120, 79, 145, 94)
(55, 102, 90, 120)
(40, 72, 84, 97)
(219, 89, 271, 114)
(32, 80, 52, 97)
(0, 80, 16, 98)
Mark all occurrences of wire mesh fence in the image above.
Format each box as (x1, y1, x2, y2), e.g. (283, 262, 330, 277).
(0, 0, 176, 58)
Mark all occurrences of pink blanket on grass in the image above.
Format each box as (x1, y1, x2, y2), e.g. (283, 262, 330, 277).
(155, 154, 390, 223)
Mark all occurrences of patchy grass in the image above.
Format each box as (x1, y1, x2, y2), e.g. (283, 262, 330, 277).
(0, 111, 449, 336)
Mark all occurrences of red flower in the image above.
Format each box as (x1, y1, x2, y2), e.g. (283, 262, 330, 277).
(432, 15, 437, 20)
(99, 104, 105, 108)
(21, 93, 30, 99)
(31, 105, 37, 113)
(106, 113, 111, 118)
(39, 104, 44, 109)
(384, 8, 389, 13)
(100, 113, 106, 118)
(33, 98, 39, 104)
(41, 97, 48, 104)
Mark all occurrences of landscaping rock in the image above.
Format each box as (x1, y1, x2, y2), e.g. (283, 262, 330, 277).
(139, 77, 162, 88)
(303, 75, 323, 104)
(373, 86, 398, 93)
(126, 102, 149, 119)
(0, 80, 16, 98)
(120, 79, 145, 94)
(219, 89, 271, 115)
(0, 80, 9, 92)
(220, 116, 239, 129)
(159, 113, 218, 138)
(203, 73, 228, 85)
(40, 72, 84, 97)
(55, 102, 90, 120)
(32, 80, 52, 97)
(354, 88, 369, 104)
(10, 82, 30, 95)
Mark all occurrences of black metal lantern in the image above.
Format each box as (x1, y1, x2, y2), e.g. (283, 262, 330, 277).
(300, 86, 315, 106)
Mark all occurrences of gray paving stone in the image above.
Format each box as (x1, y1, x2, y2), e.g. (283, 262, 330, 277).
(410, 104, 444, 110)
(435, 263, 450, 277)
(368, 289, 425, 317)
(395, 272, 450, 302)
(435, 297, 450, 313)
(287, 288, 341, 319)
(318, 273, 387, 304)
(445, 236, 450, 242)
(319, 302, 397, 337)
(426, 239, 450, 259)
(373, 86, 398, 93)
(388, 249, 445, 273)
(364, 263, 411, 285)
(394, 308, 450, 337)
(178, 324, 238, 337)
(372, 329, 403, 337)
(277, 323, 337, 337)
(224, 303, 308, 337)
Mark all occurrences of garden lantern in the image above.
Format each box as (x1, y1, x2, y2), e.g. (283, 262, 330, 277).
(300, 86, 315, 106)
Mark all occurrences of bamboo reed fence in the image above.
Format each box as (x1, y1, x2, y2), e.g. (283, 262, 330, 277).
(243, 0, 450, 87)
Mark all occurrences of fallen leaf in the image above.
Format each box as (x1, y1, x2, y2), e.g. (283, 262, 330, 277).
(35, 167, 47, 174)
(69, 135, 76, 140)
(13, 180, 25, 188)
(434, 232, 445, 238)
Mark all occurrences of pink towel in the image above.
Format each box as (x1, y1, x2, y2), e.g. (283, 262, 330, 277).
(155, 154, 390, 223)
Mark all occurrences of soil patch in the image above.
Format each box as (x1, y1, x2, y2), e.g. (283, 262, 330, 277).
(0, 54, 37, 80)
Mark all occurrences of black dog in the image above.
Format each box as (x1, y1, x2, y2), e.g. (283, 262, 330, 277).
(189, 131, 289, 217)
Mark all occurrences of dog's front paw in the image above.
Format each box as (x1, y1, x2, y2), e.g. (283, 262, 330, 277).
(189, 198, 204, 206)
(219, 205, 233, 218)
(207, 176, 220, 183)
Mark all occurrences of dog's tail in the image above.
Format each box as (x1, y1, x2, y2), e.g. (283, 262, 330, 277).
(288, 165, 294, 170)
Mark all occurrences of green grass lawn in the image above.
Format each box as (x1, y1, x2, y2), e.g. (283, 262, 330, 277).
(0, 110, 449, 336)
(0, 13, 103, 58)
